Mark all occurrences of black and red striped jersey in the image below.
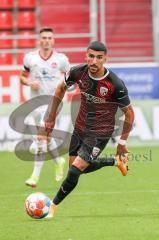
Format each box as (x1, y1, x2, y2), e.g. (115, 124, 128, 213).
(65, 64, 130, 136)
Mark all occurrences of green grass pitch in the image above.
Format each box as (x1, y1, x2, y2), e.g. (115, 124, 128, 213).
(0, 146, 159, 240)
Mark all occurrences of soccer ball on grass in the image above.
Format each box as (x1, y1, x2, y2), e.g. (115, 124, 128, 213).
(25, 192, 51, 219)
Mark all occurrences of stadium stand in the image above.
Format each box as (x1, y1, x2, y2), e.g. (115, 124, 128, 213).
(16, 11, 36, 29)
(0, 0, 154, 64)
(16, 0, 36, 9)
(0, 31, 13, 49)
(106, 0, 153, 62)
(41, 0, 153, 62)
(0, 11, 13, 30)
(40, 0, 90, 62)
(0, 0, 38, 65)
(0, 53, 13, 64)
(0, 0, 14, 9)
(17, 30, 36, 48)
(16, 52, 25, 64)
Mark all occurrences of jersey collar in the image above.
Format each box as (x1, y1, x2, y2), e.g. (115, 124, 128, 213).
(88, 68, 109, 81)
(39, 50, 53, 61)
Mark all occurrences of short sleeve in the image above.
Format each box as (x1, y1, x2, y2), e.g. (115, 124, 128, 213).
(115, 81, 130, 108)
(64, 67, 77, 87)
(23, 53, 30, 72)
(59, 54, 70, 73)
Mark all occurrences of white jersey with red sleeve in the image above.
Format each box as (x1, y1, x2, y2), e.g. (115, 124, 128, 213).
(23, 50, 70, 98)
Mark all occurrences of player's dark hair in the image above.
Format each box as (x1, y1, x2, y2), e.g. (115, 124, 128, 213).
(40, 27, 54, 34)
(87, 41, 107, 54)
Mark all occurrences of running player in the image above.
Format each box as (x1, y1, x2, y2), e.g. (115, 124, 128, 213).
(20, 27, 70, 187)
(44, 41, 135, 218)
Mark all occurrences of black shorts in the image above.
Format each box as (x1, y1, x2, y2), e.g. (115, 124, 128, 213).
(69, 129, 110, 163)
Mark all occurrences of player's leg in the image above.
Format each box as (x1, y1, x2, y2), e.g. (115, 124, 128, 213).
(25, 137, 47, 187)
(46, 132, 127, 218)
(53, 156, 89, 204)
(69, 155, 114, 174)
(68, 132, 128, 175)
(25, 110, 47, 187)
(46, 156, 88, 218)
(69, 156, 76, 166)
(83, 155, 128, 176)
(69, 150, 115, 172)
(82, 156, 115, 173)
(81, 137, 128, 176)
(47, 137, 65, 181)
(48, 116, 66, 181)
(45, 155, 76, 218)
(46, 130, 88, 219)
(68, 129, 83, 167)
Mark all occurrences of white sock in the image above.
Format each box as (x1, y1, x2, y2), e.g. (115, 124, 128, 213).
(32, 153, 46, 178)
(54, 157, 65, 165)
(47, 139, 63, 164)
(37, 139, 47, 152)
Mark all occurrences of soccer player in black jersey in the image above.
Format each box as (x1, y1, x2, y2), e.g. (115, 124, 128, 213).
(44, 41, 135, 218)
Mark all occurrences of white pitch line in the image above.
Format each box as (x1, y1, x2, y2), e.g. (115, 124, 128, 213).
(73, 189, 159, 195)
(1, 189, 159, 198)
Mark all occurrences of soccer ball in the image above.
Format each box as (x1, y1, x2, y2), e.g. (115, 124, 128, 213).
(25, 192, 51, 219)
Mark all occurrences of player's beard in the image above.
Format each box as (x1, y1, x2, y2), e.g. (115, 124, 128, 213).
(89, 65, 99, 74)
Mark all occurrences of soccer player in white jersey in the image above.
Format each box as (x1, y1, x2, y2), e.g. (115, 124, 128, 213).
(20, 27, 70, 187)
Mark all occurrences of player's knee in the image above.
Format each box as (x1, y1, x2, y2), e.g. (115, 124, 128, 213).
(72, 156, 89, 171)
(29, 141, 38, 154)
(30, 139, 47, 154)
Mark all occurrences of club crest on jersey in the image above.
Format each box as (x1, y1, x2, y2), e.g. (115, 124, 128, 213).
(92, 147, 101, 157)
(100, 86, 108, 96)
(42, 69, 48, 75)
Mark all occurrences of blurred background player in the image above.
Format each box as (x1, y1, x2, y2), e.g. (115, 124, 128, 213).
(44, 41, 135, 218)
(20, 27, 70, 187)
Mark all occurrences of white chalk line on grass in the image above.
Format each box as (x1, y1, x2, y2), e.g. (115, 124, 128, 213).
(73, 189, 159, 195)
(1, 189, 159, 197)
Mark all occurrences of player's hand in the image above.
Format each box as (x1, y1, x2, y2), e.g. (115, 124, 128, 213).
(45, 121, 55, 135)
(30, 81, 40, 91)
(116, 144, 129, 162)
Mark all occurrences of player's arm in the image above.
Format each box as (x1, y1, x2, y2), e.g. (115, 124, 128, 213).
(20, 53, 39, 89)
(120, 105, 134, 141)
(20, 70, 40, 90)
(20, 69, 30, 86)
(44, 80, 67, 133)
(117, 104, 134, 155)
(114, 78, 135, 156)
(45, 65, 77, 134)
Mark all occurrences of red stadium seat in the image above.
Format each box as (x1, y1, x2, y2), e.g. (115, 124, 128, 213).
(0, 53, 13, 64)
(17, 30, 36, 48)
(17, 0, 36, 9)
(0, 12, 13, 29)
(17, 53, 25, 65)
(17, 11, 36, 29)
(0, 31, 13, 48)
(0, 0, 14, 9)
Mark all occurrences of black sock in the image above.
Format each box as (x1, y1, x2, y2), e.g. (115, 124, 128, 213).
(83, 157, 115, 174)
(53, 165, 81, 205)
